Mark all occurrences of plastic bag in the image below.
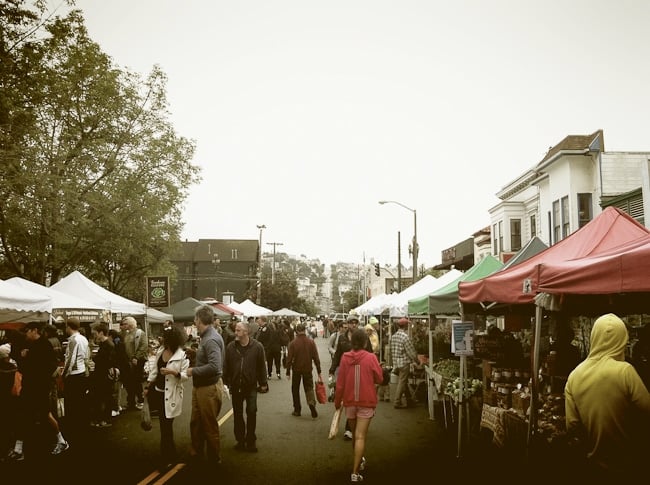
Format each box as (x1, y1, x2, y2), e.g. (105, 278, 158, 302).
(328, 407, 342, 440)
(315, 380, 327, 404)
(140, 398, 152, 431)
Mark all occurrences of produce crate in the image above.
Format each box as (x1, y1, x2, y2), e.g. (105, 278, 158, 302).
(512, 392, 530, 414)
(483, 389, 498, 406)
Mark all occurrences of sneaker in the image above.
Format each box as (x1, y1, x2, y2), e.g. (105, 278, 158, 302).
(277, 373, 281, 379)
(351, 473, 364, 482)
(245, 443, 258, 453)
(135, 403, 144, 410)
(344, 430, 353, 441)
(98, 421, 112, 428)
(234, 442, 246, 451)
(51, 441, 69, 456)
(292, 410, 301, 417)
(360, 456, 366, 471)
(309, 405, 318, 419)
(7, 450, 24, 461)
(111, 410, 120, 417)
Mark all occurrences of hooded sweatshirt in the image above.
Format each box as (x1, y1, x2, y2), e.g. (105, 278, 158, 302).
(565, 313, 650, 472)
(334, 348, 383, 409)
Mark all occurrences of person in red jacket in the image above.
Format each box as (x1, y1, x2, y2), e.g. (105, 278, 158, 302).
(334, 328, 383, 483)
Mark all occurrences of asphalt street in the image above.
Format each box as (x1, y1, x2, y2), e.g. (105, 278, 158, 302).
(2, 335, 467, 484)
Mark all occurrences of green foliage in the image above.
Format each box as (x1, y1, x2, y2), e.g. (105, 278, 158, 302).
(0, 2, 199, 298)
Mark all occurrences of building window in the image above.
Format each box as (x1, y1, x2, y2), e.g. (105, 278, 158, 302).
(530, 214, 536, 238)
(578, 193, 592, 228)
(552, 200, 560, 243)
(493, 223, 498, 255)
(498, 221, 503, 255)
(231, 249, 238, 259)
(510, 219, 521, 251)
(561, 196, 570, 238)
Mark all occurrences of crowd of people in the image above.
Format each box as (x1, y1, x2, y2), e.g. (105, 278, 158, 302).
(0, 307, 428, 483)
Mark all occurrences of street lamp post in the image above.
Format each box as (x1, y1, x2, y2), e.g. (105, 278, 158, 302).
(379, 200, 418, 285)
(256, 224, 266, 304)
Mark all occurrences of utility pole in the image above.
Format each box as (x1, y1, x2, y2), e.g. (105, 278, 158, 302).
(266, 241, 283, 284)
(256, 224, 266, 304)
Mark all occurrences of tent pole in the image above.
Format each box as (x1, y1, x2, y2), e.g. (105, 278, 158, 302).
(527, 304, 543, 455)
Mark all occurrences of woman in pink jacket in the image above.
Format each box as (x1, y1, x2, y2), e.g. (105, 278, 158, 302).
(334, 328, 383, 483)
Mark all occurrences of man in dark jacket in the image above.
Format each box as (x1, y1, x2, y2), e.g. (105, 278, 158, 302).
(7, 322, 69, 460)
(285, 323, 322, 418)
(223, 321, 268, 452)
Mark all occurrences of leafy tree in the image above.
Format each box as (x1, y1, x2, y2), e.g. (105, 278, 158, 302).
(0, 2, 199, 299)
(260, 272, 299, 311)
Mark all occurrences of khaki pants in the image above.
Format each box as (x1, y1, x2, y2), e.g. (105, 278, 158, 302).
(190, 379, 224, 461)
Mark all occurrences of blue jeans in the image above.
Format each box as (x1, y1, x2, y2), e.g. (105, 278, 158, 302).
(231, 389, 258, 446)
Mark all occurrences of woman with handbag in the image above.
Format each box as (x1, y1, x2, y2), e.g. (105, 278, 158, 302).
(334, 328, 383, 483)
(144, 326, 189, 471)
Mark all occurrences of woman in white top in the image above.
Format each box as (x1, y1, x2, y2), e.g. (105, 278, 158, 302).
(144, 326, 189, 470)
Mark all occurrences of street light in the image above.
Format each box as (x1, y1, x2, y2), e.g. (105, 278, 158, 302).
(379, 200, 418, 285)
(256, 224, 266, 304)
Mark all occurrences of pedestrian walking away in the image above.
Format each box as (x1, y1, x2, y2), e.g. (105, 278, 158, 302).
(223, 320, 268, 452)
(334, 328, 383, 483)
(187, 304, 225, 468)
(330, 313, 373, 440)
(285, 322, 322, 419)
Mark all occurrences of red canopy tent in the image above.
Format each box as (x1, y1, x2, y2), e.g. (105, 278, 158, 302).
(459, 207, 650, 314)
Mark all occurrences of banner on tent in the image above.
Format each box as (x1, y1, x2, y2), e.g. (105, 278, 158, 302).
(52, 309, 106, 323)
(146, 276, 170, 308)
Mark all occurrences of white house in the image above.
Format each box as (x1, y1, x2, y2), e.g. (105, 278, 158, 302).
(489, 130, 650, 261)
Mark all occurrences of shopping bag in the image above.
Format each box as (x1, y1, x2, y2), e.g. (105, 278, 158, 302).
(140, 398, 152, 431)
(328, 407, 343, 440)
(315, 380, 327, 404)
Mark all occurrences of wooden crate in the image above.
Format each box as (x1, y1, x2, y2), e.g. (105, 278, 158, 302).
(512, 392, 530, 414)
(483, 389, 498, 406)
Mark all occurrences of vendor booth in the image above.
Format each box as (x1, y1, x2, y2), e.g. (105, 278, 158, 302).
(458, 207, 650, 460)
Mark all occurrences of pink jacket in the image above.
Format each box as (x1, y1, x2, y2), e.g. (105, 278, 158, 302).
(334, 349, 383, 408)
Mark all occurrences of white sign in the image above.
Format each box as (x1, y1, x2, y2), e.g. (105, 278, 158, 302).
(451, 320, 474, 356)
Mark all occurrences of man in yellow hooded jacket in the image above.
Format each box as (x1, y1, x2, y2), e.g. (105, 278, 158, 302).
(565, 313, 650, 478)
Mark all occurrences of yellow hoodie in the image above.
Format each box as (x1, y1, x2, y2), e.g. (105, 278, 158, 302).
(565, 313, 650, 472)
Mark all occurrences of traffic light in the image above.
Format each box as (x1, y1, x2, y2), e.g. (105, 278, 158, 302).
(374, 263, 380, 276)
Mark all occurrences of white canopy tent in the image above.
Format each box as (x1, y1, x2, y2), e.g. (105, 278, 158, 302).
(388, 270, 463, 317)
(5, 276, 106, 312)
(353, 292, 397, 316)
(0, 279, 52, 323)
(235, 299, 273, 317)
(51, 270, 146, 315)
(270, 307, 306, 317)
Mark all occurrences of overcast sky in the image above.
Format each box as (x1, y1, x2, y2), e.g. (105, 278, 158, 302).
(70, 0, 650, 268)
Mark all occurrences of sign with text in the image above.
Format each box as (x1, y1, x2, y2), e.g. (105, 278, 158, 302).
(451, 320, 474, 356)
(146, 276, 170, 308)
